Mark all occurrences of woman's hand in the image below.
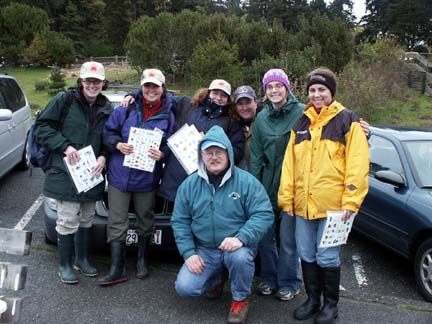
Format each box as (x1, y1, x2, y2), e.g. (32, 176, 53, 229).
(121, 95, 135, 108)
(342, 209, 355, 221)
(116, 142, 134, 155)
(148, 148, 164, 161)
(91, 156, 106, 176)
(360, 118, 371, 138)
(64, 145, 80, 165)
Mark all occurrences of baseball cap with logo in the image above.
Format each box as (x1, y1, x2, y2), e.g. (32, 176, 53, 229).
(233, 85, 257, 103)
(80, 61, 105, 80)
(140, 69, 165, 86)
(208, 79, 231, 96)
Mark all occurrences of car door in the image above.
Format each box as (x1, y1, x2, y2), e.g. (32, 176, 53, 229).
(356, 134, 412, 256)
(0, 76, 31, 177)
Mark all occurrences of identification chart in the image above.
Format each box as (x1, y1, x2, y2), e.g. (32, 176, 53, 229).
(319, 211, 357, 248)
(63, 145, 104, 193)
(123, 127, 163, 172)
(167, 124, 203, 175)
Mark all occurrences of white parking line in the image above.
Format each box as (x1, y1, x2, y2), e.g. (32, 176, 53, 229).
(14, 194, 44, 231)
(352, 254, 368, 287)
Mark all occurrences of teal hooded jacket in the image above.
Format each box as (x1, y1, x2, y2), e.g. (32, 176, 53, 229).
(171, 125, 273, 260)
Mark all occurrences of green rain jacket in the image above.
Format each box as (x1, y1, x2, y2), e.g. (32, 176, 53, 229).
(249, 93, 305, 210)
(34, 89, 112, 202)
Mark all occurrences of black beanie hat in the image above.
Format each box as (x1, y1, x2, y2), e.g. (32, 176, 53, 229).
(306, 72, 337, 97)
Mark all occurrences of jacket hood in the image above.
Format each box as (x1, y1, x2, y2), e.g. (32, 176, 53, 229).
(197, 125, 234, 184)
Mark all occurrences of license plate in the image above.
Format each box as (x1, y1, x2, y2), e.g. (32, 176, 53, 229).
(126, 229, 138, 246)
(152, 229, 162, 245)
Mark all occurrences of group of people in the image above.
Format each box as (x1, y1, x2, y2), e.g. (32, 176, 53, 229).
(34, 61, 371, 324)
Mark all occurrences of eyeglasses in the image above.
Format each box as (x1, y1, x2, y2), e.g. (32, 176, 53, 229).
(266, 83, 285, 91)
(82, 78, 103, 85)
(202, 149, 226, 158)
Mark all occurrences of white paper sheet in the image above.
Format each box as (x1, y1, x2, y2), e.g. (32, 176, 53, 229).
(167, 124, 203, 175)
(319, 210, 357, 248)
(63, 145, 104, 193)
(123, 127, 163, 172)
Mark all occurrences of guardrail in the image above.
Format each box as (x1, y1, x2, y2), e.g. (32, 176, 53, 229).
(0, 228, 32, 323)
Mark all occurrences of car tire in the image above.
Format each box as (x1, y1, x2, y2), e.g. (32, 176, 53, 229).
(414, 238, 432, 302)
(17, 134, 30, 170)
(45, 233, 56, 245)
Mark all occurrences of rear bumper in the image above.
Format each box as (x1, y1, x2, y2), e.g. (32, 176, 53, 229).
(43, 197, 176, 251)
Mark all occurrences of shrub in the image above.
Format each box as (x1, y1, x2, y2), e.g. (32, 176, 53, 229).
(35, 80, 49, 92)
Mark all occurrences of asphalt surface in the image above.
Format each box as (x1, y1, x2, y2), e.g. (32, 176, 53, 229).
(1, 168, 432, 324)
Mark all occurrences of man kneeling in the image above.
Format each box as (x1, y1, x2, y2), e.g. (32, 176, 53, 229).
(171, 125, 273, 323)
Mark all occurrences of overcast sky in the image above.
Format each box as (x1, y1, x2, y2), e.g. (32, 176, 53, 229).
(352, 0, 367, 21)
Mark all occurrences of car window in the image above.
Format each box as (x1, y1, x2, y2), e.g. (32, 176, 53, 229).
(369, 135, 404, 177)
(404, 141, 432, 187)
(0, 77, 26, 112)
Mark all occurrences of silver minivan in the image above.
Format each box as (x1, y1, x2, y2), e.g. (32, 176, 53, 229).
(0, 74, 32, 177)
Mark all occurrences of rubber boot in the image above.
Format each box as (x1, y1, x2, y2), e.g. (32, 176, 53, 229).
(96, 240, 128, 286)
(136, 235, 150, 279)
(315, 267, 340, 324)
(74, 227, 98, 277)
(58, 233, 79, 284)
(293, 260, 321, 320)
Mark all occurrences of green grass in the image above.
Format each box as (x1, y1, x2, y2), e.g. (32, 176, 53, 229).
(372, 89, 432, 128)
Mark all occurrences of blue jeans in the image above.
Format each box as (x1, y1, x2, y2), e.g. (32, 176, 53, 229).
(278, 212, 302, 291)
(257, 220, 278, 288)
(295, 216, 341, 268)
(175, 246, 256, 301)
(257, 212, 302, 292)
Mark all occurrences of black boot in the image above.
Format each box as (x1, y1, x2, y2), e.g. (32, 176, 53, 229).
(74, 227, 98, 277)
(96, 240, 128, 286)
(294, 261, 321, 320)
(58, 233, 79, 284)
(315, 267, 340, 324)
(136, 235, 150, 279)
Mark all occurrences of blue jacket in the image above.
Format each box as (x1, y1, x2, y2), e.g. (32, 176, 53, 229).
(159, 96, 245, 201)
(171, 125, 273, 260)
(103, 93, 175, 192)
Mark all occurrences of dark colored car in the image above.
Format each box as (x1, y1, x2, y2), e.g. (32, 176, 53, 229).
(354, 126, 432, 302)
(44, 90, 178, 251)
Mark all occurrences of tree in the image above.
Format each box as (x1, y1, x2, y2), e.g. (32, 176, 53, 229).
(23, 35, 51, 66)
(104, 0, 133, 54)
(187, 33, 243, 86)
(59, 0, 106, 55)
(0, 3, 49, 64)
(287, 12, 353, 72)
(48, 67, 66, 95)
(359, 0, 432, 48)
(43, 31, 75, 66)
(328, 0, 355, 26)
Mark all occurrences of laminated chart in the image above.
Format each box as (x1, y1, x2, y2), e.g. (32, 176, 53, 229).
(319, 211, 357, 247)
(123, 127, 164, 172)
(167, 124, 203, 175)
(63, 145, 104, 193)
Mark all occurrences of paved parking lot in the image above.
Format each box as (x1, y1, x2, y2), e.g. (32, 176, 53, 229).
(1, 169, 432, 323)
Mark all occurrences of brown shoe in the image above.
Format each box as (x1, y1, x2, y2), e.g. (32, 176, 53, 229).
(227, 299, 249, 324)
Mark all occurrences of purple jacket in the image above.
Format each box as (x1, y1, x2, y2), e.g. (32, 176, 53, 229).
(103, 94, 175, 192)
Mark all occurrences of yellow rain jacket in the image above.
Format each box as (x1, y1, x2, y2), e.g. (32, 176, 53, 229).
(278, 100, 370, 220)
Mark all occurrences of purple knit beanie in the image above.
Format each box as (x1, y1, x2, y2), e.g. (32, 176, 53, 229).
(262, 69, 290, 92)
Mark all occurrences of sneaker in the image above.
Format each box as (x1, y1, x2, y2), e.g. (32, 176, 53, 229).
(227, 299, 249, 324)
(275, 287, 300, 301)
(256, 282, 274, 296)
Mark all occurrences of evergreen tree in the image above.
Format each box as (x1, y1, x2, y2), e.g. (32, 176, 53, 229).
(48, 67, 66, 95)
(104, 0, 133, 54)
